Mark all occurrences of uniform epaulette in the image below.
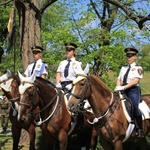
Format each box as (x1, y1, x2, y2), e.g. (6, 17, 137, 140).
(135, 64, 141, 66)
(42, 61, 47, 64)
(75, 59, 81, 62)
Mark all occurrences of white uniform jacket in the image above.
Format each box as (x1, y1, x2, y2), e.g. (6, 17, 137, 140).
(24, 59, 48, 77)
(118, 62, 143, 86)
(57, 57, 83, 82)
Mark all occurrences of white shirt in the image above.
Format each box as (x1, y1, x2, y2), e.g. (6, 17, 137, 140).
(57, 57, 83, 82)
(118, 62, 143, 86)
(24, 59, 48, 77)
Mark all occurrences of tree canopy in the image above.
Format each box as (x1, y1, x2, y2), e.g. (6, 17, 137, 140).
(0, 0, 150, 84)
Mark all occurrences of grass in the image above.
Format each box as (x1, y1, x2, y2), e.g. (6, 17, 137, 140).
(106, 71, 150, 95)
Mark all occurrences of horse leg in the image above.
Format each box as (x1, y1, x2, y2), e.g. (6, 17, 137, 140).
(28, 124, 36, 150)
(99, 136, 113, 150)
(90, 127, 98, 150)
(11, 125, 21, 150)
(113, 140, 123, 150)
(58, 131, 68, 150)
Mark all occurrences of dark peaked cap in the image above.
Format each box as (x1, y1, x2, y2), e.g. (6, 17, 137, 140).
(65, 42, 78, 49)
(124, 48, 138, 54)
(32, 46, 44, 52)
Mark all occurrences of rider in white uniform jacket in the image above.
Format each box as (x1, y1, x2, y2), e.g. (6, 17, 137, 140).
(24, 46, 48, 79)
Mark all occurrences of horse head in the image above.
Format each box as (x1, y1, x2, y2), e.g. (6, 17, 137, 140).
(18, 71, 38, 125)
(18, 71, 58, 126)
(0, 70, 20, 111)
(69, 64, 113, 118)
(68, 64, 92, 113)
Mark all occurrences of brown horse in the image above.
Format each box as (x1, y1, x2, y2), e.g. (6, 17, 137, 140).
(69, 73, 150, 150)
(17, 71, 98, 150)
(0, 70, 37, 150)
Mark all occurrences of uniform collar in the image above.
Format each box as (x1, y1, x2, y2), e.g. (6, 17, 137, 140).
(35, 59, 42, 63)
(67, 57, 75, 61)
(130, 62, 136, 67)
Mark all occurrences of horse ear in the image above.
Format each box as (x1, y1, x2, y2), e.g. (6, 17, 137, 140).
(6, 70, 12, 77)
(18, 71, 24, 82)
(84, 63, 90, 75)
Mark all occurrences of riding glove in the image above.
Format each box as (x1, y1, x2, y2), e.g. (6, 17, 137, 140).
(56, 83, 62, 89)
(114, 86, 125, 91)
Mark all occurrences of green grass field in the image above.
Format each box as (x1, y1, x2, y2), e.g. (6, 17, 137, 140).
(106, 71, 150, 95)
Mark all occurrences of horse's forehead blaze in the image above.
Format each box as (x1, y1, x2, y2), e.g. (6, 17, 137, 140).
(19, 83, 34, 95)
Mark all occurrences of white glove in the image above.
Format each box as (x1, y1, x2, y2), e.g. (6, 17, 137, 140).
(65, 84, 72, 91)
(56, 83, 62, 89)
(114, 86, 125, 91)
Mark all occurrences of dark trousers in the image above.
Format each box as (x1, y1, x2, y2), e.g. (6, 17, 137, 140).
(125, 86, 142, 128)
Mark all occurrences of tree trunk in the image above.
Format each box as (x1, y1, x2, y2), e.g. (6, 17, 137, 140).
(15, 0, 42, 71)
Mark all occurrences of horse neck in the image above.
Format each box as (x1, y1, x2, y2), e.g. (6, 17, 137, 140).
(11, 74, 20, 98)
(36, 79, 57, 110)
(36, 81, 69, 122)
(89, 75, 113, 116)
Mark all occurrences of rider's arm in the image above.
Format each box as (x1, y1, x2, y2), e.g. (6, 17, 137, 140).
(56, 72, 61, 84)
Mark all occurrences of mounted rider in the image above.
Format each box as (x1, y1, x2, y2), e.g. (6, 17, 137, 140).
(115, 47, 143, 138)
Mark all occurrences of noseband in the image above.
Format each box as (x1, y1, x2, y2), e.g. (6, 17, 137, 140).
(19, 81, 39, 112)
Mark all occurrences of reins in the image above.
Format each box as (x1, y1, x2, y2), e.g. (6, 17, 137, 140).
(70, 74, 115, 125)
(35, 90, 60, 126)
(87, 92, 114, 124)
(19, 79, 65, 126)
(34, 88, 64, 126)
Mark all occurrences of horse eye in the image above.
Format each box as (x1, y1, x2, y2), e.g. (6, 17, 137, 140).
(80, 83, 85, 87)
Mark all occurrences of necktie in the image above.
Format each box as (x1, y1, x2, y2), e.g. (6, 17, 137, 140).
(64, 60, 71, 78)
(123, 65, 131, 85)
(31, 61, 36, 75)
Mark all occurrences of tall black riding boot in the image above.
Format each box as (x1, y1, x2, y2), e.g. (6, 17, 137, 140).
(135, 115, 144, 138)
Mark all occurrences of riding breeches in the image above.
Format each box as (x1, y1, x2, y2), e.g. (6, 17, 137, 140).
(125, 86, 141, 117)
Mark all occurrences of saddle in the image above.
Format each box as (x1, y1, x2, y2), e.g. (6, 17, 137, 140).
(118, 91, 150, 122)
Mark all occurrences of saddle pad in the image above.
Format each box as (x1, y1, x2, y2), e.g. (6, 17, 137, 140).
(139, 100, 150, 120)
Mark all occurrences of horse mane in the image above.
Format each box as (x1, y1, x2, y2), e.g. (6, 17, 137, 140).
(11, 73, 20, 84)
(90, 74, 112, 98)
(36, 77, 56, 88)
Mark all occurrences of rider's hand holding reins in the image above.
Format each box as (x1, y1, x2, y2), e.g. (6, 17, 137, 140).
(114, 86, 125, 91)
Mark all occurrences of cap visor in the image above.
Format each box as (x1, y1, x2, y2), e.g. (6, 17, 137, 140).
(32, 50, 41, 54)
(126, 53, 136, 57)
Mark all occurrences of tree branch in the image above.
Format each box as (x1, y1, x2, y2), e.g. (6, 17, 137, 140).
(104, 0, 150, 29)
(0, 0, 12, 6)
(41, 0, 58, 14)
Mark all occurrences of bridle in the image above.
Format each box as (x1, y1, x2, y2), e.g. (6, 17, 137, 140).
(19, 80, 62, 125)
(70, 74, 114, 125)
(0, 76, 20, 113)
(70, 74, 92, 102)
(19, 81, 38, 112)
(0, 77, 20, 101)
